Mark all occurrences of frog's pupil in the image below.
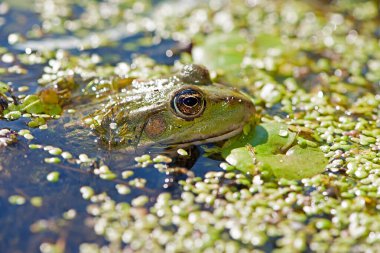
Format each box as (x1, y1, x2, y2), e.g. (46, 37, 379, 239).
(183, 96, 198, 107)
(172, 88, 205, 119)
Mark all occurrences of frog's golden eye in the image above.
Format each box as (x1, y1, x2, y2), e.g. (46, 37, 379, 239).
(171, 88, 205, 120)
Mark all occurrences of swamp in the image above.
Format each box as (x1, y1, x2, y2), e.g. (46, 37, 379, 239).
(1, 0, 380, 252)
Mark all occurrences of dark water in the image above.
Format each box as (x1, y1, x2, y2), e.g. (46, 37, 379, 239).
(0, 5, 221, 253)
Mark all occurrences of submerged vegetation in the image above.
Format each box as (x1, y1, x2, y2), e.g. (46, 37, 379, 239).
(1, 0, 380, 252)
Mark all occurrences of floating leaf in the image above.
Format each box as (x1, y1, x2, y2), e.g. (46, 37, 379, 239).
(192, 32, 247, 72)
(28, 117, 46, 128)
(4, 111, 21, 120)
(0, 81, 9, 93)
(222, 123, 296, 157)
(225, 146, 255, 174)
(256, 146, 327, 179)
(8, 195, 26, 205)
(21, 95, 43, 114)
(250, 123, 296, 155)
(254, 33, 283, 51)
(20, 94, 62, 115)
(223, 123, 328, 180)
(43, 103, 62, 115)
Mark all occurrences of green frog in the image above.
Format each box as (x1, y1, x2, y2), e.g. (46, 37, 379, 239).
(84, 64, 255, 150)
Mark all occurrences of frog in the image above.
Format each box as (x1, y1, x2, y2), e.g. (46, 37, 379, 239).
(84, 64, 256, 150)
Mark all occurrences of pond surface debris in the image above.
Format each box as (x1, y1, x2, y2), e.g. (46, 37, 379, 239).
(1, 0, 380, 252)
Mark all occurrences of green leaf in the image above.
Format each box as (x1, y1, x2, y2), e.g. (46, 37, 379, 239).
(256, 146, 327, 180)
(28, 117, 46, 128)
(223, 123, 328, 180)
(225, 146, 255, 174)
(21, 95, 42, 114)
(192, 32, 247, 72)
(222, 122, 296, 157)
(250, 123, 297, 155)
(254, 33, 283, 51)
(43, 103, 62, 115)
(20, 94, 62, 115)
(0, 81, 9, 93)
(221, 123, 256, 158)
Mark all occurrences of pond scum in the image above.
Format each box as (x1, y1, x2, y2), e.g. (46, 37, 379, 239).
(1, 0, 380, 252)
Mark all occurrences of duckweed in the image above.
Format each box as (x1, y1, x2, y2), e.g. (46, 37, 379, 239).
(115, 184, 131, 195)
(80, 186, 95, 200)
(8, 195, 26, 205)
(44, 157, 61, 164)
(48, 148, 62, 156)
(128, 178, 147, 188)
(78, 154, 91, 163)
(177, 148, 188, 156)
(121, 170, 134, 179)
(131, 196, 149, 207)
(30, 197, 43, 207)
(46, 171, 60, 182)
(61, 151, 72, 159)
(4, 111, 21, 120)
(152, 155, 172, 164)
(63, 209, 77, 220)
(2, 0, 380, 252)
(99, 172, 117, 181)
(23, 133, 34, 140)
(17, 86, 29, 92)
(29, 144, 42, 149)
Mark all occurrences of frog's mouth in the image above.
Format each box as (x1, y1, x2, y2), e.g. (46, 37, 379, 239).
(167, 124, 245, 147)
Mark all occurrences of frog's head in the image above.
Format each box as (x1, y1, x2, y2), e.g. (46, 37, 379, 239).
(91, 64, 255, 149)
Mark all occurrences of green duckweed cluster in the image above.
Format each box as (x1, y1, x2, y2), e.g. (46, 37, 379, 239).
(2, 0, 380, 252)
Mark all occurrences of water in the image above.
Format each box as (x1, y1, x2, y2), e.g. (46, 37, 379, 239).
(0, 4, 222, 252)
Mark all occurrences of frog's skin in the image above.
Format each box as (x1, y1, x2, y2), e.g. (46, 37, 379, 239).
(85, 64, 255, 150)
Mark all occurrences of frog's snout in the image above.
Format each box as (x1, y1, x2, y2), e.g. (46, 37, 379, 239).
(241, 98, 255, 123)
(225, 93, 255, 114)
(244, 97, 255, 113)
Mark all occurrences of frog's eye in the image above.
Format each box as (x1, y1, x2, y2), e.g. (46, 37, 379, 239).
(171, 88, 205, 120)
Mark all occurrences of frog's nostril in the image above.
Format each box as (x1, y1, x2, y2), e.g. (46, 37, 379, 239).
(248, 102, 256, 114)
(224, 96, 235, 102)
